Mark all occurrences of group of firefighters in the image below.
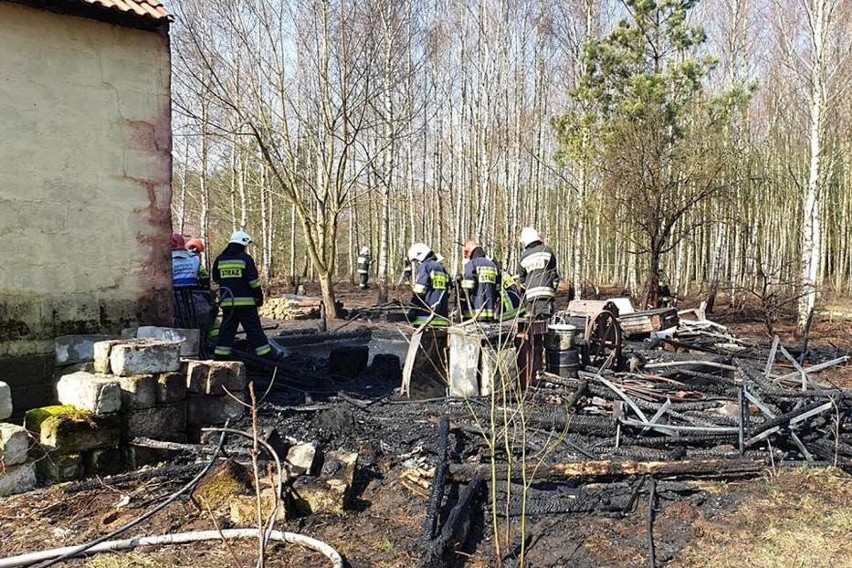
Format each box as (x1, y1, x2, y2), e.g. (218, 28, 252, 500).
(172, 226, 559, 363)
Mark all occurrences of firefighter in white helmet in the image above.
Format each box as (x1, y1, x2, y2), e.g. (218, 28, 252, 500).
(356, 246, 372, 289)
(211, 230, 274, 359)
(407, 243, 450, 327)
(517, 227, 559, 318)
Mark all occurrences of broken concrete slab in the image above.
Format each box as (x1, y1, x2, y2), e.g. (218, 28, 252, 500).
(0, 423, 30, 466)
(156, 373, 187, 404)
(93, 340, 125, 374)
(118, 375, 158, 410)
(124, 402, 187, 441)
(186, 360, 247, 395)
(56, 372, 122, 415)
(0, 462, 36, 497)
(286, 442, 320, 476)
(25, 406, 122, 453)
(37, 452, 83, 482)
(109, 340, 182, 376)
(191, 460, 252, 510)
(54, 334, 114, 367)
(136, 326, 200, 358)
(290, 450, 358, 516)
(230, 489, 287, 526)
(0, 381, 12, 420)
(186, 393, 246, 426)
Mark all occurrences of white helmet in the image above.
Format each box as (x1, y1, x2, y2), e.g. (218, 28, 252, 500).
(360, 246, 370, 255)
(407, 243, 431, 262)
(229, 230, 253, 246)
(520, 227, 540, 247)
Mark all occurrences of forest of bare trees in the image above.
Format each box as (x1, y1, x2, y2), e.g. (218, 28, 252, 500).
(170, 0, 852, 326)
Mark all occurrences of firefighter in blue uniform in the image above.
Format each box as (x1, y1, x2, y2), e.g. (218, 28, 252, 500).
(212, 230, 273, 359)
(407, 243, 450, 327)
(461, 240, 499, 322)
(517, 227, 559, 319)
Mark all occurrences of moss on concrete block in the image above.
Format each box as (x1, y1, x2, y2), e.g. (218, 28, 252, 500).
(191, 460, 252, 510)
(230, 489, 287, 526)
(25, 405, 121, 453)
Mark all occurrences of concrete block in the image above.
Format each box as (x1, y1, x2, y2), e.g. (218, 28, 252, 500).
(109, 340, 181, 376)
(230, 489, 287, 526)
(25, 406, 122, 453)
(290, 450, 357, 516)
(286, 442, 319, 476)
(328, 346, 369, 379)
(0, 381, 11, 420)
(156, 373, 186, 404)
(186, 393, 245, 426)
(186, 360, 247, 395)
(121, 445, 181, 469)
(0, 462, 36, 497)
(84, 447, 123, 476)
(56, 372, 122, 415)
(118, 375, 158, 410)
(191, 461, 252, 509)
(0, 423, 30, 466)
(137, 326, 200, 357)
(93, 340, 124, 374)
(124, 403, 187, 441)
(37, 452, 83, 482)
(54, 334, 114, 367)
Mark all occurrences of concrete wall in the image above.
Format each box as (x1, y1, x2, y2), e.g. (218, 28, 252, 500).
(0, 2, 173, 411)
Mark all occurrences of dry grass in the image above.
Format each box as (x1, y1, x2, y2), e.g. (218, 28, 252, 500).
(674, 468, 852, 568)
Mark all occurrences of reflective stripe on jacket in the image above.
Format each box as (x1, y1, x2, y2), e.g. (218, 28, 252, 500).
(462, 256, 499, 320)
(409, 258, 449, 325)
(213, 251, 263, 307)
(517, 241, 558, 305)
(356, 254, 371, 274)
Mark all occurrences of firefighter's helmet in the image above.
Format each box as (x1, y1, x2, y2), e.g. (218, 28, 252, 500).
(520, 227, 540, 247)
(407, 243, 431, 263)
(229, 230, 253, 246)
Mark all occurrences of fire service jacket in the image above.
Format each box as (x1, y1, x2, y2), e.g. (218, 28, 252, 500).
(212, 250, 264, 308)
(410, 258, 450, 327)
(462, 254, 499, 321)
(517, 241, 559, 303)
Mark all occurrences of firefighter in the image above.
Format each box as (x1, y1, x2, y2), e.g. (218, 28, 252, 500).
(211, 230, 274, 360)
(517, 227, 559, 318)
(461, 240, 499, 322)
(407, 243, 450, 327)
(498, 271, 525, 321)
(356, 246, 371, 289)
(171, 233, 214, 332)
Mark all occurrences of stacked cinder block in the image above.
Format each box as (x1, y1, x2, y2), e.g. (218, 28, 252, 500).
(186, 360, 247, 431)
(0, 381, 37, 497)
(24, 339, 187, 482)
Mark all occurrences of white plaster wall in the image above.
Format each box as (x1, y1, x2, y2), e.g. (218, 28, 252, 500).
(0, 3, 172, 362)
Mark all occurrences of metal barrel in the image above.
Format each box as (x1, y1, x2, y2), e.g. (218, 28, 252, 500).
(545, 347, 580, 378)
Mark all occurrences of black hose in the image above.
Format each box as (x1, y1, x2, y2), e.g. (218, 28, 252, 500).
(647, 476, 657, 568)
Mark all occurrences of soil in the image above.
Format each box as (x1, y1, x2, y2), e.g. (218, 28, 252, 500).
(1, 284, 850, 568)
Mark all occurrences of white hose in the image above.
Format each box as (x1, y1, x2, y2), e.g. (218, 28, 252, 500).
(0, 529, 343, 568)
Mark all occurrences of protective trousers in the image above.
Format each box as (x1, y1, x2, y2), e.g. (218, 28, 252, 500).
(214, 306, 272, 359)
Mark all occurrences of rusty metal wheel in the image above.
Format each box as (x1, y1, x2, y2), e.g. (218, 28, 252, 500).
(585, 310, 622, 369)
